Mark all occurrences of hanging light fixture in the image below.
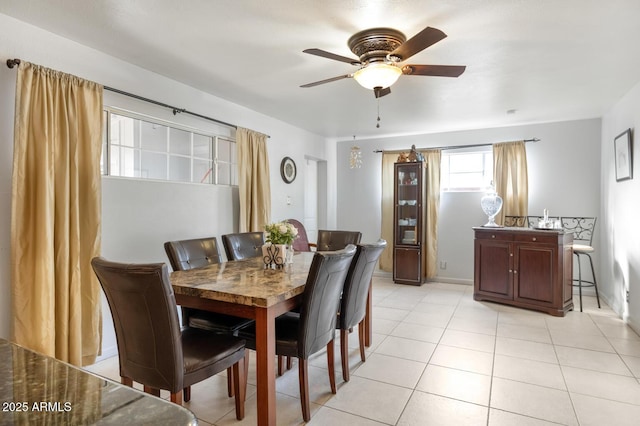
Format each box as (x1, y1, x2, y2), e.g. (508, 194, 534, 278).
(352, 62, 402, 90)
(350, 136, 363, 169)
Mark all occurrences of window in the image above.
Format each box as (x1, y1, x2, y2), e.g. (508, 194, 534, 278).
(441, 149, 493, 192)
(101, 109, 237, 185)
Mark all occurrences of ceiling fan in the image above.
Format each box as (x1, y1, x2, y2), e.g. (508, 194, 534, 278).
(301, 26, 466, 98)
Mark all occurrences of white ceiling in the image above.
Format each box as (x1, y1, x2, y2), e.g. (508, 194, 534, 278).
(2, 0, 640, 140)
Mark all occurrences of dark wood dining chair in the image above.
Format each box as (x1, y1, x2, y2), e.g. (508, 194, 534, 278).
(221, 231, 265, 261)
(91, 257, 247, 418)
(338, 240, 387, 381)
(316, 230, 362, 251)
(286, 219, 316, 252)
(164, 237, 253, 398)
(238, 245, 357, 421)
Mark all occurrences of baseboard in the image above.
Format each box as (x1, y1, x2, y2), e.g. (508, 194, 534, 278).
(432, 277, 473, 286)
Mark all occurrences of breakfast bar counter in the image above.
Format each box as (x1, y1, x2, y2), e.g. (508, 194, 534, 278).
(0, 338, 197, 425)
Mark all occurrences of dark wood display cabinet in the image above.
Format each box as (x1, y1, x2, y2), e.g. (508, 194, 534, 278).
(393, 162, 427, 285)
(473, 227, 574, 316)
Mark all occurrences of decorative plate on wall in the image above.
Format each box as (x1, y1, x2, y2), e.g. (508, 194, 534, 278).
(280, 157, 296, 183)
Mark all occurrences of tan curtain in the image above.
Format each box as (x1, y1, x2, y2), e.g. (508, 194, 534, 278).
(11, 62, 103, 366)
(379, 153, 396, 271)
(237, 127, 271, 232)
(422, 150, 441, 279)
(493, 141, 529, 224)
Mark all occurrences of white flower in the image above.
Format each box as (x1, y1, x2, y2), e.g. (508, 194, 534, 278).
(279, 224, 288, 234)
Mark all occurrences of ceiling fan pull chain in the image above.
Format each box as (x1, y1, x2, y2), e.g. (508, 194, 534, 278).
(376, 99, 381, 128)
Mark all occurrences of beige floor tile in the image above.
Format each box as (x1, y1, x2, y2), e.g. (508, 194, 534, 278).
(376, 296, 421, 311)
(571, 393, 640, 426)
(429, 344, 494, 375)
(490, 377, 577, 425)
(622, 355, 640, 377)
(545, 312, 602, 336)
(352, 353, 426, 388)
(324, 376, 412, 425)
(185, 376, 256, 424)
(372, 306, 410, 321)
(488, 408, 561, 425)
(497, 311, 548, 329)
(452, 306, 499, 322)
(390, 321, 445, 343)
(609, 336, 640, 357)
(555, 345, 633, 375)
(416, 364, 491, 405)
(372, 317, 399, 335)
(596, 323, 640, 340)
(402, 310, 452, 328)
(274, 363, 340, 405)
(550, 329, 616, 352)
(439, 329, 496, 353)
(493, 354, 566, 390)
(374, 335, 437, 362)
(447, 316, 497, 336)
(215, 391, 317, 426)
(496, 323, 551, 344)
(562, 366, 640, 405)
(411, 301, 457, 316)
(307, 406, 387, 425)
(495, 337, 557, 363)
(397, 391, 488, 426)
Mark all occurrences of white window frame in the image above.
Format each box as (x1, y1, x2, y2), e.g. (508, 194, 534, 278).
(101, 107, 237, 186)
(441, 147, 493, 192)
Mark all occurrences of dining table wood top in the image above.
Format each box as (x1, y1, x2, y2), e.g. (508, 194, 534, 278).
(170, 251, 315, 308)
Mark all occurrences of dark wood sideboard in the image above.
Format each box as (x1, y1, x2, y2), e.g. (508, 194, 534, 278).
(473, 227, 574, 316)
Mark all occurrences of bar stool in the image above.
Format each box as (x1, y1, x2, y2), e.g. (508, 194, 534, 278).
(561, 217, 600, 312)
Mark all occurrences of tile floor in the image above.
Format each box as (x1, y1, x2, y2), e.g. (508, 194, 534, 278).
(86, 276, 640, 425)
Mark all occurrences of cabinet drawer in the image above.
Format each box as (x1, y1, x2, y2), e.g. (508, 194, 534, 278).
(475, 231, 512, 241)
(513, 233, 557, 245)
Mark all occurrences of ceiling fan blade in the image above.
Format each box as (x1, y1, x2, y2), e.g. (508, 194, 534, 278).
(374, 87, 391, 98)
(300, 74, 352, 88)
(391, 27, 447, 61)
(402, 64, 466, 77)
(303, 48, 361, 65)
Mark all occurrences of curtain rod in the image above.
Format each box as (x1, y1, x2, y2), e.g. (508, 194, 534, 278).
(373, 138, 540, 154)
(6, 58, 270, 138)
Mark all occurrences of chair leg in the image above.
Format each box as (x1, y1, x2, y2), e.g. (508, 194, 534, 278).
(340, 328, 350, 382)
(287, 356, 293, 370)
(183, 386, 191, 402)
(143, 385, 160, 397)
(327, 341, 336, 394)
(586, 253, 601, 308)
(298, 359, 311, 422)
(227, 367, 234, 397)
(278, 355, 285, 376)
(170, 390, 183, 405)
(232, 357, 246, 420)
(575, 252, 583, 312)
(121, 376, 133, 387)
(358, 320, 366, 362)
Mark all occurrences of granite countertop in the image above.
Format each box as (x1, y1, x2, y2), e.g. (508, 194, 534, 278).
(170, 251, 316, 308)
(0, 339, 197, 425)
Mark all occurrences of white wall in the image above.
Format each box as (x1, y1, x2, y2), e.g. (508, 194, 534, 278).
(0, 14, 332, 356)
(601, 80, 640, 332)
(337, 119, 602, 284)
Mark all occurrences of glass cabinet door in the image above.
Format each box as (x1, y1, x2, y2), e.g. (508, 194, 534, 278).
(395, 163, 420, 246)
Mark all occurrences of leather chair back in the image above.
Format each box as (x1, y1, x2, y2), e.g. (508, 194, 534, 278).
(297, 245, 356, 358)
(316, 230, 362, 251)
(91, 258, 184, 393)
(164, 237, 221, 271)
(222, 232, 265, 261)
(339, 240, 387, 331)
(287, 219, 313, 252)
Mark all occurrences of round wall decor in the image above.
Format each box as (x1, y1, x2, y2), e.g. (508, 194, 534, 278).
(280, 157, 297, 183)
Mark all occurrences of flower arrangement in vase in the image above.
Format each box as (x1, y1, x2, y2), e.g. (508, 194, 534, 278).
(263, 221, 298, 268)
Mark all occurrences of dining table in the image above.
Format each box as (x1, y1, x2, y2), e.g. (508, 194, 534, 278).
(170, 251, 373, 426)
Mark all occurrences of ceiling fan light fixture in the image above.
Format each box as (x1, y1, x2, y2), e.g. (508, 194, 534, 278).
(353, 62, 402, 90)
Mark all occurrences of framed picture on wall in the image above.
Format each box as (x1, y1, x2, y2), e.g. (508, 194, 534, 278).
(614, 129, 633, 182)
